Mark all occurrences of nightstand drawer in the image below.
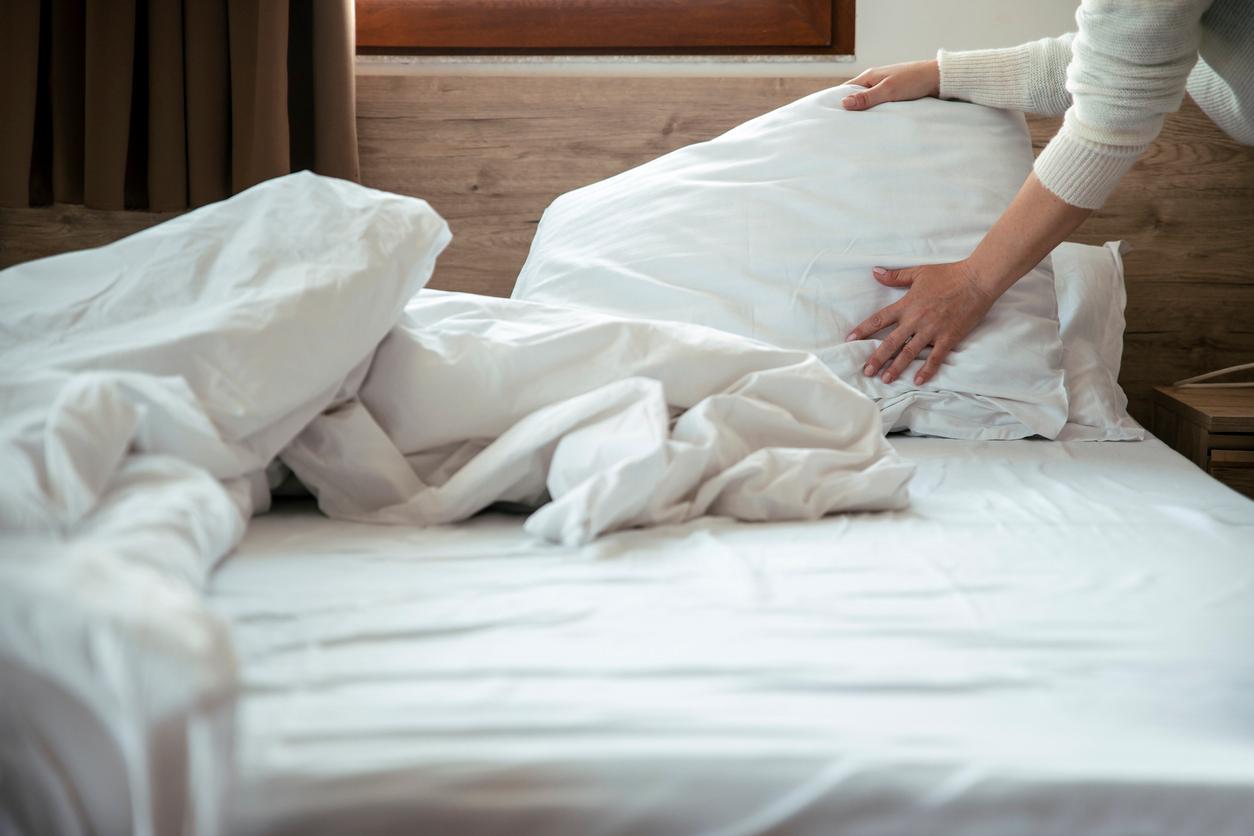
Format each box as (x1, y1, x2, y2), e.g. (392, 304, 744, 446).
(1208, 450, 1254, 499)
(1208, 434, 1254, 452)
(1152, 387, 1254, 488)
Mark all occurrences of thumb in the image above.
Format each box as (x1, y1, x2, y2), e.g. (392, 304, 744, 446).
(872, 267, 913, 287)
(842, 81, 893, 111)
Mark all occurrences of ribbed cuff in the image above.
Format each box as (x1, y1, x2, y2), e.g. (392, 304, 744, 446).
(937, 45, 1034, 111)
(1034, 120, 1145, 209)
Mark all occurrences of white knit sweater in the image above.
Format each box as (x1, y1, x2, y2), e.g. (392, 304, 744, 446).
(937, 0, 1254, 209)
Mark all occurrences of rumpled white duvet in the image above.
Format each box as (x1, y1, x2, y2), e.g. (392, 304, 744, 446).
(0, 174, 910, 835)
(285, 291, 913, 545)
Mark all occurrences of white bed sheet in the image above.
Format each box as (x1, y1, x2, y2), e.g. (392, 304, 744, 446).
(212, 437, 1254, 836)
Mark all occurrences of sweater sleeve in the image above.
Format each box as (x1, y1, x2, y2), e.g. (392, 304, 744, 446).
(1034, 0, 1210, 208)
(937, 34, 1074, 116)
(940, 0, 1211, 209)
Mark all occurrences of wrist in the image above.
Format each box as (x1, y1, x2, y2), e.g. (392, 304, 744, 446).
(959, 256, 1011, 303)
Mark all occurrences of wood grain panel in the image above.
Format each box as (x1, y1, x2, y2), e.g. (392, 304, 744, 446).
(2, 74, 1252, 429)
(0, 205, 177, 265)
(358, 0, 833, 50)
(1121, 282, 1254, 422)
(1209, 452, 1254, 499)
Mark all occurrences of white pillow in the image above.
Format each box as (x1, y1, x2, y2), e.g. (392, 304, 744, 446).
(1051, 241, 1145, 441)
(513, 84, 1069, 440)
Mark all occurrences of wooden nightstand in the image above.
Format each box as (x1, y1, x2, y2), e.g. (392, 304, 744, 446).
(1152, 386, 1254, 499)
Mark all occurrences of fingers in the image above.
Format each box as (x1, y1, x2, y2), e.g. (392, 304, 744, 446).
(842, 79, 894, 111)
(872, 267, 914, 288)
(914, 337, 955, 385)
(883, 328, 932, 384)
(844, 268, 912, 339)
(862, 323, 915, 379)
(846, 301, 902, 342)
(842, 89, 871, 110)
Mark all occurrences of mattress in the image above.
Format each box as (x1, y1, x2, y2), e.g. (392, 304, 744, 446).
(210, 436, 1254, 836)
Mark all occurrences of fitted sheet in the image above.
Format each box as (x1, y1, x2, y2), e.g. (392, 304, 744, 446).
(211, 437, 1254, 836)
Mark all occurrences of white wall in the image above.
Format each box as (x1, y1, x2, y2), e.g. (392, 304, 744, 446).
(854, 0, 1075, 69)
(358, 0, 1079, 77)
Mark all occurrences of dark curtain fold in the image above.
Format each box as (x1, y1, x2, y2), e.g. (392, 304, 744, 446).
(0, 0, 359, 210)
(0, 1, 42, 205)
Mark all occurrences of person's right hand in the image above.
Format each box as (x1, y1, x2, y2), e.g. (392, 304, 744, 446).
(841, 60, 940, 111)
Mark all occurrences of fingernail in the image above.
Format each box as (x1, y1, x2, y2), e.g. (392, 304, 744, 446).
(863, 363, 874, 376)
(846, 332, 857, 342)
(914, 374, 924, 385)
(882, 372, 893, 383)
(872, 267, 888, 277)
(842, 96, 855, 108)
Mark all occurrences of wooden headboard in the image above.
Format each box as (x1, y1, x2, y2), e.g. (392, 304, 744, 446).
(2, 74, 1251, 425)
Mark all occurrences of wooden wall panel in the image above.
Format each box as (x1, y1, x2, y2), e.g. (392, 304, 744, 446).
(0, 206, 176, 265)
(2, 73, 1252, 427)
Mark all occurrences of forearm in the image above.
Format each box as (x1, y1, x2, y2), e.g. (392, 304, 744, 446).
(966, 173, 1091, 298)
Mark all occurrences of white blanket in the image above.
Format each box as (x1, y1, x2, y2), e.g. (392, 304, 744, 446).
(0, 173, 452, 836)
(283, 291, 914, 546)
(0, 173, 911, 836)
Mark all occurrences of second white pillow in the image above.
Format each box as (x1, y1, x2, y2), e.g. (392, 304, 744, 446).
(1052, 241, 1145, 441)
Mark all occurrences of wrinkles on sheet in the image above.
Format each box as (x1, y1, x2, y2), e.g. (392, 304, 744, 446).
(908, 548, 994, 635)
(217, 435, 1254, 836)
(706, 756, 863, 836)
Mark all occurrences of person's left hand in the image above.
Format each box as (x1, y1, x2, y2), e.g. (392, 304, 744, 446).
(845, 260, 996, 386)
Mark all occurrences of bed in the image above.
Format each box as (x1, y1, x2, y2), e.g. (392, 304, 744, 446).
(218, 435, 1254, 835)
(2, 74, 1254, 836)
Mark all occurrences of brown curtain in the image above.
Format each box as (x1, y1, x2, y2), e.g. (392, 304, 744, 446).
(0, 0, 359, 211)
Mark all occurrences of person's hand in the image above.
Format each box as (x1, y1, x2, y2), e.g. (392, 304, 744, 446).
(845, 261, 997, 386)
(841, 60, 940, 111)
